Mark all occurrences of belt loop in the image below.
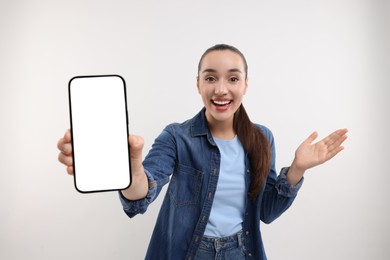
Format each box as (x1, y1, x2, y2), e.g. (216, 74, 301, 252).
(237, 231, 243, 248)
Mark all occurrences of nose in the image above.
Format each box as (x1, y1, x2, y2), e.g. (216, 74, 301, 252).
(214, 81, 228, 96)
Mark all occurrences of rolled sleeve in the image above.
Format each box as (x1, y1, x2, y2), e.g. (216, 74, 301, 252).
(119, 170, 158, 218)
(275, 167, 304, 197)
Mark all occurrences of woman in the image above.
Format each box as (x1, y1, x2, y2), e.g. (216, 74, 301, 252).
(57, 44, 348, 259)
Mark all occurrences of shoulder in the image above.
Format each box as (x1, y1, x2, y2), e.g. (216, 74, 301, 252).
(158, 118, 194, 142)
(163, 109, 208, 137)
(163, 118, 192, 132)
(253, 123, 274, 143)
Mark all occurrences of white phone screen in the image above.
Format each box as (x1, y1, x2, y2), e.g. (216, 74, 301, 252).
(68, 75, 131, 193)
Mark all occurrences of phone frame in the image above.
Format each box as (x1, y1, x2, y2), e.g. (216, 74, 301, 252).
(68, 74, 132, 193)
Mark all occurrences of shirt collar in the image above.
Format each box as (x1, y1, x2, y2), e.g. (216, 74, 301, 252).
(190, 107, 210, 137)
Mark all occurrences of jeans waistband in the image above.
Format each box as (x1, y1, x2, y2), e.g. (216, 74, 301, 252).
(201, 231, 244, 250)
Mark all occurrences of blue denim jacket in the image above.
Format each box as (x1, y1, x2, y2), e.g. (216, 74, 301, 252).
(120, 108, 303, 259)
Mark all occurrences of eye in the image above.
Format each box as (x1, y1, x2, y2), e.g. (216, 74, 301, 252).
(205, 76, 216, 82)
(229, 76, 239, 83)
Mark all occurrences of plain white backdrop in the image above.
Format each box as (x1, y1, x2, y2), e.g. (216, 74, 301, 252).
(0, 0, 388, 259)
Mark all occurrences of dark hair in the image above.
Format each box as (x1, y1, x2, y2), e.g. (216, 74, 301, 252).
(198, 44, 271, 199)
(198, 44, 248, 79)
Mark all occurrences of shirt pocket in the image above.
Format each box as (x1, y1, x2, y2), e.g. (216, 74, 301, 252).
(169, 164, 203, 207)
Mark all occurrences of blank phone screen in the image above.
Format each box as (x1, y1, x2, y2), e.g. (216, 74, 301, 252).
(68, 75, 131, 193)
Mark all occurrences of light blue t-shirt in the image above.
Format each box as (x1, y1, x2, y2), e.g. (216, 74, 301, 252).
(204, 135, 246, 237)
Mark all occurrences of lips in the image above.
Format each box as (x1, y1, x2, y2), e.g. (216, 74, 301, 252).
(211, 99, 232, 112)
(211, 99, 232, 106)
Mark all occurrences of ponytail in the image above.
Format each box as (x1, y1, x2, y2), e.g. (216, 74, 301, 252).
(234, 104, 271, 199)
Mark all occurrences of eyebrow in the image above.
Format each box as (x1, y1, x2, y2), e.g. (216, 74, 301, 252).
(201, 68, 243, 74)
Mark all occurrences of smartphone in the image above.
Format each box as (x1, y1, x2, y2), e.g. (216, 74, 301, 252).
(68, 75, 131, 193)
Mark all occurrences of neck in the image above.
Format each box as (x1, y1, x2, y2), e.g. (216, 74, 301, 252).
(206, 115, 235, 140)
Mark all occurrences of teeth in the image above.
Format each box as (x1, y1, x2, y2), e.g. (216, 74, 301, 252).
(213, 100, 230, 105)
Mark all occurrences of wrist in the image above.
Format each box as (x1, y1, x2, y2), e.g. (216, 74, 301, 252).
(287, 161, 305, 186)
(290, 160, 305, 176)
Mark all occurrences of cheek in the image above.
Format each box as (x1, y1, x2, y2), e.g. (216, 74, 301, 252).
(234, 88, 246, 98)
(198, 87, 211, 98)
(198, 90, 209, 103)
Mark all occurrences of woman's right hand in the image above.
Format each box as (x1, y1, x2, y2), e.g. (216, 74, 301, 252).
(56, 130, 145, 176)
(57, 129, 74, 175)
(57, 129, 148, 199)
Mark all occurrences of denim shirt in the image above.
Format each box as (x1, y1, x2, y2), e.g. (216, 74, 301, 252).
(119, 108, 303, 259)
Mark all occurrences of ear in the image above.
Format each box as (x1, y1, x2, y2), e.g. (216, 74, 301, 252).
(244, 78, 248, 95)
(196, 76, 201, 94)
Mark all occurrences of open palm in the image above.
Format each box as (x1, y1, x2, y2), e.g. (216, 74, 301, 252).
(293, 129, 348, 172)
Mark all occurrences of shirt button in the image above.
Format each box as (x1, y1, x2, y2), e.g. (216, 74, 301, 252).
(246, 231, 249, 235)
(248, 253, 252, 257)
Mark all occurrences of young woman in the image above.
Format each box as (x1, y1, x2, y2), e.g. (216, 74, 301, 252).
(58, 44, 348, 259)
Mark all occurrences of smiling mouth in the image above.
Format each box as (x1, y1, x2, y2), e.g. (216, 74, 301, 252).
(212, 100, 232, 106)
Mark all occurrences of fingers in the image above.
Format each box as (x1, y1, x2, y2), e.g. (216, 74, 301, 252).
(305, 131, 319, 144)
(323, 128, 348, 146)
(66, 166, 74, 176)
(322, 128, 348, 161)
(64, 129, 71, 142)
(57, 137, 64, 151)
(326, 145, 345, 161)
(57, 129, 74, 173)
(326, 137, 347, 161)
(323, 129, 348, 151)
(58, 152, 73, 167)
(57, 130, 73, 155)
(59, 143, 73, 155)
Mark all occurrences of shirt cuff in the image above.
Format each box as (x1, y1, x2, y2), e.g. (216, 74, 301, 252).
(118, 170, 157, 218)
(275, 167, 304, 197)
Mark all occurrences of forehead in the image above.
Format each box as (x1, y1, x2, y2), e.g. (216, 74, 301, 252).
(200, 50, 245, 72)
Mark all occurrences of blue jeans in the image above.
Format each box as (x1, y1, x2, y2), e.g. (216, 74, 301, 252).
(194, 231, 246, 260)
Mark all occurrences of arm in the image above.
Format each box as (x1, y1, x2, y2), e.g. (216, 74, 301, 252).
(120, 135, 148, 200)
(259, 127, 302, 223)
(119, 126, 177, 217)
(259, 127, 348, 223)
(287, 129, 348, 185)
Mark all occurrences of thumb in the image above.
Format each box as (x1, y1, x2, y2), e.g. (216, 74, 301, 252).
(129, 134, 144, 160)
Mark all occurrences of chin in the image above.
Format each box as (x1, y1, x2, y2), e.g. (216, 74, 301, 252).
(210, 113, 234, 123)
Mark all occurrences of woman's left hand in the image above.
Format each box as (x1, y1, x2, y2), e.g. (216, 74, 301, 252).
(287, 128, 348, 185)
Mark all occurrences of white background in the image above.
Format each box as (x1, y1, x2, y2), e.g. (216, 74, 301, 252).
(0, 0, 388, 259)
